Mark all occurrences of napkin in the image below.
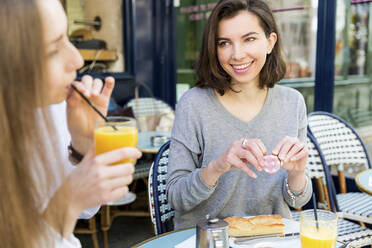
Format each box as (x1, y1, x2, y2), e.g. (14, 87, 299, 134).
(174, 234, 196, 248)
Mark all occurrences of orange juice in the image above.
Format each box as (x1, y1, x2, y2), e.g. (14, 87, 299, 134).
(94, 125, 138, 165)
(301, 225, 337, 248)
(300, 209, 338, 248)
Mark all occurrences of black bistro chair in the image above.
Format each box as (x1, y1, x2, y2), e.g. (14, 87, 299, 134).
(307, 111, 372, 226)
(148, 140, 174, 235)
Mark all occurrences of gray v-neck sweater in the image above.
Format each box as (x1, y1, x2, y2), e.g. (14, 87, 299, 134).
(166, 85, 312, 229)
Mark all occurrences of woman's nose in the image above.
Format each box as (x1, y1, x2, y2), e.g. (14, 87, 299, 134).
(232, 44, 245, 60)
(66, 41, 84, 71)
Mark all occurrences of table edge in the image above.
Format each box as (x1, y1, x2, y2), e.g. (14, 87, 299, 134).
(131, 227, 194, 248)
(355, 169, 372, 195)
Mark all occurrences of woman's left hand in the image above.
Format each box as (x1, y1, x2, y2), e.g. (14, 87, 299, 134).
(272, 136, 308, 175)
(66, 75, 115, 155)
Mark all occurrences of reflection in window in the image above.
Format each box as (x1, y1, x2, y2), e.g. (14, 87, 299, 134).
(176, 0, 217, 87)
(334, 0, 346, 77)
(333, 1, 372, 128)
(271, 0, 318, 79)
(349, 2, 369, 75)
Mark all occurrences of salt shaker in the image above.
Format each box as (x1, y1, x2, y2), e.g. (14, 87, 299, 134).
(196, 215, 229, 248)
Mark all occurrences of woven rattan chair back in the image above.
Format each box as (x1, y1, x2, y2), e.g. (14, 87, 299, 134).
(308, 111, 371, 193)
(305, 133, 336, 211)
(127, 97, 173, 119)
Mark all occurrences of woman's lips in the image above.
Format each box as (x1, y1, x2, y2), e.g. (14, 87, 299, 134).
(231, 61, 253, 74)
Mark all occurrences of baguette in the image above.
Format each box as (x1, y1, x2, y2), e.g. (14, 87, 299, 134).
(224, 215, 285, 237)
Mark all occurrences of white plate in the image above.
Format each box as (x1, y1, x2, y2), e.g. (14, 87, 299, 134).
(229, 218, 300, 248)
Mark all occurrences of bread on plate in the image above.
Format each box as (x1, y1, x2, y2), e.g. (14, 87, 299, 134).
(224, 215, 285, 237)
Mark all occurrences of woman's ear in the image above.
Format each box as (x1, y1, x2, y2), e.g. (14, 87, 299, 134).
(267, 32, 277, 54)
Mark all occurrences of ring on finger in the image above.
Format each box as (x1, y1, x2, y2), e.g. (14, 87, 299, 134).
(241, 138, 248, 149)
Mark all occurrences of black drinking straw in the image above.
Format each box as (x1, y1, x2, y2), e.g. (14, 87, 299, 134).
(71, 84, 118, 130)
(312, 192, 319, 230)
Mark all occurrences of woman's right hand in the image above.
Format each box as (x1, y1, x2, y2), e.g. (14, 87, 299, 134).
(66, 145, 142, 214)
(44, 145, 141, 239)
(67, 76, 115, 155)
(201, 138, 266, 187)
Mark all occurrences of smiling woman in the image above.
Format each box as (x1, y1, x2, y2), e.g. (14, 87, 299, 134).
(216, 11, 277, 88)
(166, 0, 312, 230)
(195, 0, 286, 94)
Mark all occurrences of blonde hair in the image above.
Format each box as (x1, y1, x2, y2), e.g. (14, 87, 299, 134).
(0, 0, 66, 246)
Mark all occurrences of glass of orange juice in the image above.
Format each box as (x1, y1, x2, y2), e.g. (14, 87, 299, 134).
(94, 116, 138, 165)
(300, 209, 337, 248)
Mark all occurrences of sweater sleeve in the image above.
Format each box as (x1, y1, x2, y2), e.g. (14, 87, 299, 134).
(283, 92, 312, 208)
(166, 139, 217, 212)
(166, 91, 217, 212)
(282, 174, 313, 208)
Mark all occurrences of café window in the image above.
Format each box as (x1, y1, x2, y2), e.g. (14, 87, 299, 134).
(176, 1, 214, 90)
(63, 0, 127, 74)
(348, 1, 369, 76)
(270, 0, 318, 80)
(335, 0, 370, 77)
(332, 0, 372, 128)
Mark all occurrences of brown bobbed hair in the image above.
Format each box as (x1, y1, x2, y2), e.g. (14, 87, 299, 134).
(195, 0, 286, 95)
(0, 0, 66, 247)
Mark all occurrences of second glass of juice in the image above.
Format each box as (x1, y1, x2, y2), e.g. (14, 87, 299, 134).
(94, 116, 138, 165)
(300, 209, 338, 248)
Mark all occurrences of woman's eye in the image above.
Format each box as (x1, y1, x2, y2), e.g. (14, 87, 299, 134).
(218, 41, 229, 47)
(246, 37, 255, 42)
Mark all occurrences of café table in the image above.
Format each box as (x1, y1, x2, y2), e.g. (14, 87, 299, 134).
(355, 169, 372, 195)
(132, 228, 194, 248)
(132, 225, 346, 248)
(138, 130, 171, 154)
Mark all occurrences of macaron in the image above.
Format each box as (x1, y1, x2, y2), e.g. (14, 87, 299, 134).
(262, 155, 281, 174)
